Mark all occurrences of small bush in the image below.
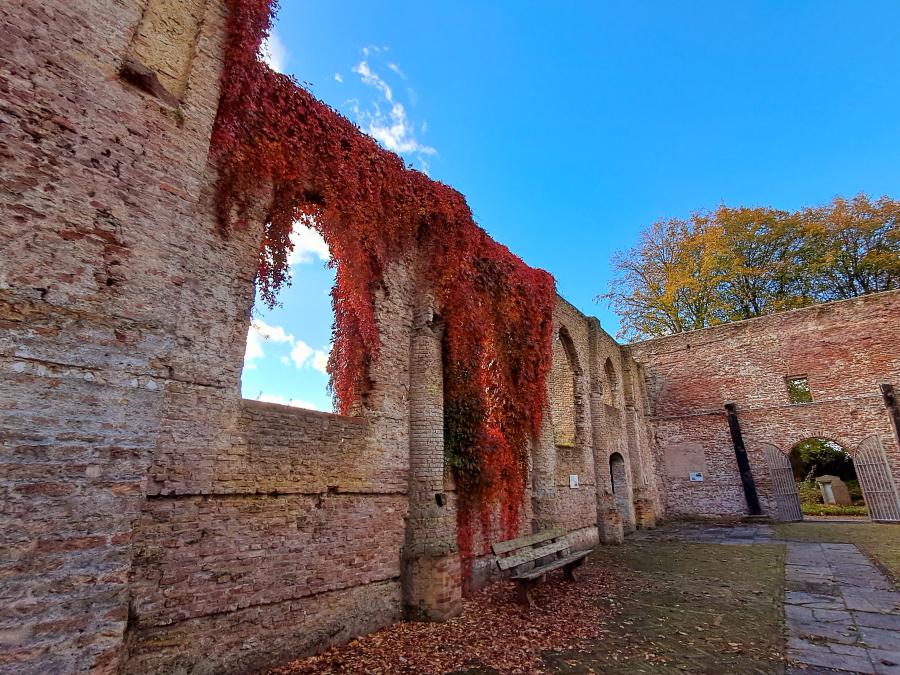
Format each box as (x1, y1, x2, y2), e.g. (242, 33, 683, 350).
(801, 503, 869, 517)
(796, 480, 823, 506)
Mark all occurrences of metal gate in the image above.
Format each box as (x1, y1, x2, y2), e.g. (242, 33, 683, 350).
(856, 434, 900, 522)
(763, 445, 803, 521)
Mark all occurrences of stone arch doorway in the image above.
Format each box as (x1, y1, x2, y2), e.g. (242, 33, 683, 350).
(609, 452, 629, 521)
(788, 437, 859, 521)
(779, 435, 900, 523)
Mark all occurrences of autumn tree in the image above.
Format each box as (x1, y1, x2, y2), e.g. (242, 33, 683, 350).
(604, 194, 900, 341)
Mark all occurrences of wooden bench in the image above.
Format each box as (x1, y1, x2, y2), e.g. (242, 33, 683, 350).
(492, 528, 592, 605)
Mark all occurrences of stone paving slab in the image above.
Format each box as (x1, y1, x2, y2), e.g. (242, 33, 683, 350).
(784, 541, 900, 672)
(628, 523, 900, 673)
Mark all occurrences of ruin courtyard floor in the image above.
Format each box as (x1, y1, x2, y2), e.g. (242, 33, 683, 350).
(267, 520, 897, 674)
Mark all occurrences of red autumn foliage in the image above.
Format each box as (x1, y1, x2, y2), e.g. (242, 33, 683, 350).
(211, 0, 556, 565)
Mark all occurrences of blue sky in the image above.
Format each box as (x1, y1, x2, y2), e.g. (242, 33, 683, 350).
(243, 0, 900, 411)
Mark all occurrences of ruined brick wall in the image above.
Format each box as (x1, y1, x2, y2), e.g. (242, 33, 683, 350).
(1, 2, 661, 672)
(461, 296, 663, 591)
(126, 404, 408, 673)
(0, 1, 426, 671)
(549, 301, 600, 537)
(0, 1, 239, 671)
(126, 256, 421, 673)
(629, 291, 900, 519)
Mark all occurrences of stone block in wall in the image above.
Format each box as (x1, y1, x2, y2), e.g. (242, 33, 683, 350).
(125, 579, 401, 674)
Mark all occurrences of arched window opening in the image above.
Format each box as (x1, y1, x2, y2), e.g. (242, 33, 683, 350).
(241, 216, 335, 412)
(602, 357, 618, 407)
(550, 327, 578, 447)
(789, 438, 866, 518)
(609, 452, 629, 516)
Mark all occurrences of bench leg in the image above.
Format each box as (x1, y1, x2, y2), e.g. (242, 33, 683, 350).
(515, 579, 535, 606)
(563, 558, 585, 582)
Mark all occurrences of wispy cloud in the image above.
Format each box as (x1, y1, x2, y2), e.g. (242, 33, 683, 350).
(334, 73, 343, 83)
(387, 63, 406, 79)
(260, 30, 288, 73)
(347, 50, 435, 170)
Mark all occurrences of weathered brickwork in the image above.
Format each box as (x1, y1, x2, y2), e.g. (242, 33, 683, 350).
(629, 291, 900, 520)
(13, 1, 894, 673)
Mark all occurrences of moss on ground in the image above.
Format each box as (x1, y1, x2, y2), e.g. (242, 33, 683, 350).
(542, 542, 786, 674)
(775, 521, 900, 583)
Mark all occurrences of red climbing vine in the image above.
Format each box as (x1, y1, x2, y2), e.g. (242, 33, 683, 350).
(212, 0, 556, 571)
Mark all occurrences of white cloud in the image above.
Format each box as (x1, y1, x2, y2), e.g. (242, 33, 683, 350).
(312, 348, 329, 375)
(288, 221, 330, 266)
(245, 319, 293, 367)
(334, 73, 343, 83)
(243, 316, 329, 377)
(366, 102, 437, 156)
(349, 55, 436, 162)
(253, 319, 294, 344)
(260, 31, 288, 72)
(290, 340, 314, 369)
(255, 393, 320, 411)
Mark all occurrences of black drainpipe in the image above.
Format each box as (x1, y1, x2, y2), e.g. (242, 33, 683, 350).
(724, 402, 762, 516)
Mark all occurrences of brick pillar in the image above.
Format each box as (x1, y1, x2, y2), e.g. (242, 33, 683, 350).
(626, 407, 656, 529)
(401, 301, 462, 621)
(531, 402, 561, 530)
(590, 392, 624, 544)
(632, 489, 657, 529)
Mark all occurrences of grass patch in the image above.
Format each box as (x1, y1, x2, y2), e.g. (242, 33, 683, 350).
(542, 542, 785, 674)
(775, 521, 900, 583)
(801, 503, 868, 517)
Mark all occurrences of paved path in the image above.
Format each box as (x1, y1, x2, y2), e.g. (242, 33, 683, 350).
(629, 522, 900, 673)
(784, 541, 900, 674)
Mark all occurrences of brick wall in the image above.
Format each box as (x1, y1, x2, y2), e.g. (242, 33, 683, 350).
(0, 1, 664, 671)
(0, 0, 239, 671)
(629, 291, 900, 519)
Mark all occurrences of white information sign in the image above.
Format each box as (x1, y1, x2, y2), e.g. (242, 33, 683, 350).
(689, 471, 704, 482)
(569, 474, 579, 489)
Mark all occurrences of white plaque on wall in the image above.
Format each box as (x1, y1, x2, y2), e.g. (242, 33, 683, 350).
(569, 474, 579, 489)
(689, 471, 704, 482)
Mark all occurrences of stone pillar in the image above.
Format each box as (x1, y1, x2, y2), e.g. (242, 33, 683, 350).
(401, 302, 463, 621)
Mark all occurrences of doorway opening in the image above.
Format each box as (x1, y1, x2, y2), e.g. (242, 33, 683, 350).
(609, 452, 629, 520)
(789, 438, 867, 520)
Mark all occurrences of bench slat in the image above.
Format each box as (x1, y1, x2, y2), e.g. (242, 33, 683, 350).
(491, 528, 566, 555)
(496, 539, 570, 570)
(511, 550, 590, 581)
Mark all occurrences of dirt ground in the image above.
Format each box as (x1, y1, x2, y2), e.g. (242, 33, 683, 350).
(268, 538, 786, 674)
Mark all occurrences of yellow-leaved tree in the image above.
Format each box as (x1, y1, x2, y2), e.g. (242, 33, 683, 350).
(603, 194, 899, 341)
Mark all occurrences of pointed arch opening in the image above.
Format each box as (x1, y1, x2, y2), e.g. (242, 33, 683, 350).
(550, 326, 579, 448)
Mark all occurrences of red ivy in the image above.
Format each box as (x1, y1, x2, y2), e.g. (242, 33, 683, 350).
(212, 0, 556, 571)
